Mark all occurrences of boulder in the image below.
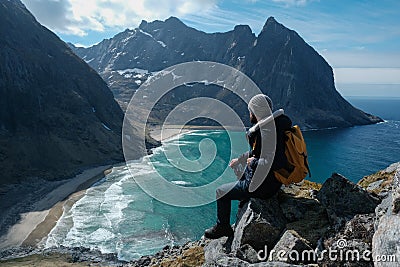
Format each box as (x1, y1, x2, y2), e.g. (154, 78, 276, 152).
(269, 230, 314, 264)
(321, 214, 375, 266)
(391, 169, 400, 214)
(278, 191, 330, 247)
(367, 180, 384, 192)
(236, 244, 261, 264)
(317, 173, 380, 226)
(358, 162, 399, 196)
(374, 194, 393, 224)
(203, 237, 250, 267)
(203, 237, 305, 267)
(231, 197, 287, 253)
(373, 165, 400, 224)
(372, 167, 400, 267)
(372, 215, 400, 267)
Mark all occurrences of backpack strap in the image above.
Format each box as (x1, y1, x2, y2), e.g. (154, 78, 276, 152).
(248, 109, 285, 134)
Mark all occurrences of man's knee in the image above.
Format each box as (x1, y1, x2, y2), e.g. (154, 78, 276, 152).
(216, 186, 225, 199)
(216, 182, 239, 199)
(216, 183, 232, 199)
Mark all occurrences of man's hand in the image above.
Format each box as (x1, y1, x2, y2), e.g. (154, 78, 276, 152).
(247, 157, 255, 166)
(229, 158, 239, 169)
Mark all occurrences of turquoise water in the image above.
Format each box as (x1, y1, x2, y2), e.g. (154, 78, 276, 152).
(45, 97, 400, 261)
(46, 131, 248, 261)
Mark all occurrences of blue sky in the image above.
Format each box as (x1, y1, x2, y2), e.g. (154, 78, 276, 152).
(21, 0, 400, 97)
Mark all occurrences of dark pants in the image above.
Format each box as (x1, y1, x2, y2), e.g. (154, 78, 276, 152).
(216, 171, 282, 225)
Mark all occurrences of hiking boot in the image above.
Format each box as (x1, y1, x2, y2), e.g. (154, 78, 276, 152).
(204, 224, 233, 239)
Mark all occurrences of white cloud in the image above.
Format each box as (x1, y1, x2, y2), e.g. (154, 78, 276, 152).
(74, 43, 90, 48)
(21, 0, 217, 36)
(271, 0, 315, 7)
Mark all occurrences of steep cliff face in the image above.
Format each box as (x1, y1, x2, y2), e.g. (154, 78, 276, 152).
(71, 16, 381, 129)
(243, 17, 376, 128)
(0, 1, 127, 184)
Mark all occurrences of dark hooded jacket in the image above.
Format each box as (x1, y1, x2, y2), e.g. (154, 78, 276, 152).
(238, 114, 292, 198)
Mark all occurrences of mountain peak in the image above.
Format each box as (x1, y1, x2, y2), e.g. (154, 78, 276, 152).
(139, 19, 148, 29)
(261, 16, 282, 32)
(139, 16, 187, 31)
(165, 16, 185, 25)
(267, 16, 277, 23)
(258, 16, 293, 39)
(233, 24, 252, 34)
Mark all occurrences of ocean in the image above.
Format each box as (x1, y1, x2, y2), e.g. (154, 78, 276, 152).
(45, 97, 400, 261)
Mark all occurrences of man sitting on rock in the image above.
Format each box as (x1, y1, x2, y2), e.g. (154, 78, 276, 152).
(204, 94, 292, 239)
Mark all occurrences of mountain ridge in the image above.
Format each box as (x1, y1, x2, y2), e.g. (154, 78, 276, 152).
(70, 16, 382, 129)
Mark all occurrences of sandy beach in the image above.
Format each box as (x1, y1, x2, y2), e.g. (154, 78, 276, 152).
(0, 165, 112, 250)
(149, 124, 233, 142)
(0, 125, 233, 251)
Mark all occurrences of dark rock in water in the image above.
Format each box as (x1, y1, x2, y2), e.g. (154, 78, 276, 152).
(232, 197, 287, 253)
(317, 173, 380, 226)
(71, 16, 382, 129)
(270, 230, 314, 264)
(0, 0, 137, 186)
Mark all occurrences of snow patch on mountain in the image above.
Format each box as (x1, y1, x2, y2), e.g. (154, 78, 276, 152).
(157, 40, 167, 48)
(116, 68, 149, 75)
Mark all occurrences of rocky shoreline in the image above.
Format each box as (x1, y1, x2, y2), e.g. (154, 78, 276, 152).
(1, 163, 399, 266)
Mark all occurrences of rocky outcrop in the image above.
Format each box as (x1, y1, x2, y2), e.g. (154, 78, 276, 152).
(372, 166, 400, 267)
(198, 166, 398, 267)
(70, 17, 382, 129)
(232, 197, 287, 252)
(321, 213, 376, 266)
(202, 237, 303, 267)
(317, 173, 380, 227)
(269, 230, 314, 264)
(0, 246, 122, 266)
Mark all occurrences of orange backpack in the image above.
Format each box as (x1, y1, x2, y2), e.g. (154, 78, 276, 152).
(274, 125, 311, 185)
